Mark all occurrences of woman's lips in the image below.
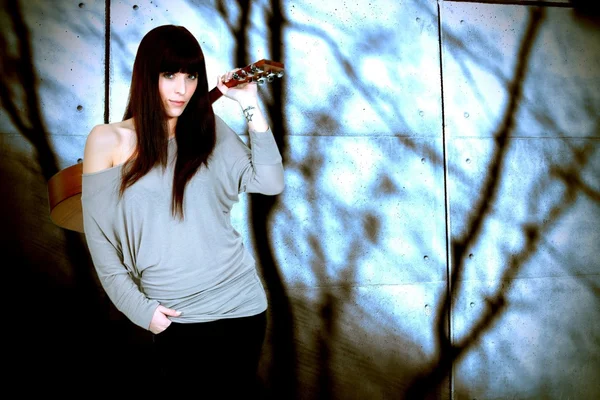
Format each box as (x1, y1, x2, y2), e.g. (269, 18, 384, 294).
(170, 100, 185, 106)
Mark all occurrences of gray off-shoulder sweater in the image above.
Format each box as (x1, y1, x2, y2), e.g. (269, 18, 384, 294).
(81, 115, 284, 330)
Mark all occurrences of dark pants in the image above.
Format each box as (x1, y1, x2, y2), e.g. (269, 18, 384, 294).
(153, 311, 267, 399)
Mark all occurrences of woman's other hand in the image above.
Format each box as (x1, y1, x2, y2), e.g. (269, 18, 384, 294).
(149, 305, 182, 334)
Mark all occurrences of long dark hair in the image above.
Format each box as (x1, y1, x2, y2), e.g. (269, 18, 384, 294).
(121, 24, 216, 219)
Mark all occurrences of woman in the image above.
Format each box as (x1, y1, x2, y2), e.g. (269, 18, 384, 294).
(81, 24, 284, 396)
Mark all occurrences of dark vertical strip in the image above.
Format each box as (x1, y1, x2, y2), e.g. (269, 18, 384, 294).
(250, 0, 298, 398)
(437, 1, 453, 399)
(236, 0, 250, 67)
(104, 0, 111, 124)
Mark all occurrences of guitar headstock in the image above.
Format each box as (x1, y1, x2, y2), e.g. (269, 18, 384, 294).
(226, 59, 285, 87)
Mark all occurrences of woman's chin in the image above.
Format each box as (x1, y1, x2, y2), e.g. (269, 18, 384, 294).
(167, 110, 185, 118)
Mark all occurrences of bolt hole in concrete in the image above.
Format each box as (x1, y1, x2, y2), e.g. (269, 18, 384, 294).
(466, 158, 471, 164)
(133, 5, 139, 10)
(77, 105, 83, 111)
(79, 2, 84, 8)
(421, 158, 426, 164)
(423, 255, 429, 261)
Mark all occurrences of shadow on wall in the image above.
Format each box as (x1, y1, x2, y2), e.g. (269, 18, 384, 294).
(405, 8, 594, 398)
(259, 1, 599, 399)
(216, 0, 299, 399)
(1, 0, 599, 399)
(0, 1, 153, 395)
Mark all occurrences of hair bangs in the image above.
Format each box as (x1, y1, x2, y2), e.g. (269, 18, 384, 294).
(159, 40, 203, 75)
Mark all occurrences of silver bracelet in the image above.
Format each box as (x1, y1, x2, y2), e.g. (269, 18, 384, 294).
(242, 106, 255, 122)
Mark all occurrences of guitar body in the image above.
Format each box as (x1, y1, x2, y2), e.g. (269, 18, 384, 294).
(48, 162, 84, 232)
(47, 59, 284, 232)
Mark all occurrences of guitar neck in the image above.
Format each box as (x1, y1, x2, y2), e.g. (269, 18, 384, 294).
(208, 87, 224, 104)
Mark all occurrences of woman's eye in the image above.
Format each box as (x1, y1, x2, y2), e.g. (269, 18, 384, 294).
(162, 73, 174, 79)
(188, 74, 197, 80)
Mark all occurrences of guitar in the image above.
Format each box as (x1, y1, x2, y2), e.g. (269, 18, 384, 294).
(47, 59, 284, 232)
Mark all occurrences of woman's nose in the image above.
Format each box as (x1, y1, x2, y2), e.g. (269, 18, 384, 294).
(175, 75, 186, 94)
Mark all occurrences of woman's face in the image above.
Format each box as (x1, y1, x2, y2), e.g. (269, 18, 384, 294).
(158, 71, 198, 118)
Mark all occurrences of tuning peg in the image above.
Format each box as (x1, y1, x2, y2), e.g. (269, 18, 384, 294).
(276, 70, 284, 78)
(257, 77, 266, 85)
(250, 64, 264, 74)
(233, 69, 248, 80)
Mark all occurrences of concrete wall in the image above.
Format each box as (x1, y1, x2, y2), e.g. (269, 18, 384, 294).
(1, 0, 598, 398)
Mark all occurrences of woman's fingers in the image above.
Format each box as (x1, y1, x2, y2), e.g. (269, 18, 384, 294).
(217, 67, 258, 100)
(222, 68, 243, 83)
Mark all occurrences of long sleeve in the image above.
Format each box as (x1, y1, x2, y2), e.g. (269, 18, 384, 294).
(82, 177, 160, 330)
(215, 115, 285, 196)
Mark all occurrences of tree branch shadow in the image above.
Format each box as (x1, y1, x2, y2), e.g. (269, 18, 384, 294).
(403, 8, 546, 398)
(216, 0, 299, 398)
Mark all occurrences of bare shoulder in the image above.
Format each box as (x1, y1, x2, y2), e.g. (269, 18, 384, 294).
(83, 120, 133, 174)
